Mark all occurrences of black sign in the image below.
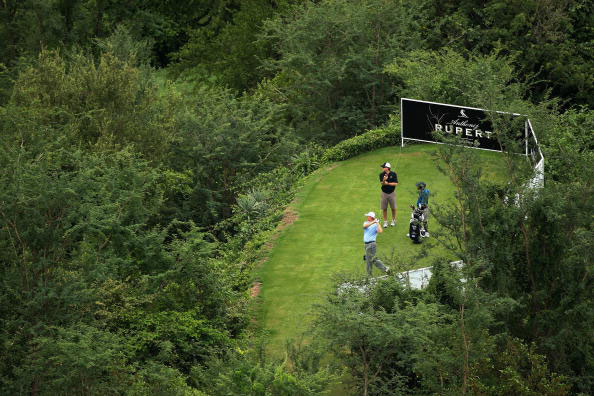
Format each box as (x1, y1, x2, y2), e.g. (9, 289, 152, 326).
(401, 98, 524, 152)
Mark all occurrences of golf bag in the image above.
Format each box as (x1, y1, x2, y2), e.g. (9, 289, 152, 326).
(408, 205, 427, 244)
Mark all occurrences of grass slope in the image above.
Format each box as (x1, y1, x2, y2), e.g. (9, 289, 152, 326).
(256, 144, 505, 354)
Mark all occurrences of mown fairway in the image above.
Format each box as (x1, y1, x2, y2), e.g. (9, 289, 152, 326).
(256, 144, 505, 354)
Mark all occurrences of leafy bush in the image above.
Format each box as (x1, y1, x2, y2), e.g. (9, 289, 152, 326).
(260, 0, 417, 143)
(15, 324, 132, 395)
(163, 82, 298, 226)
(190, 342, 336, 396)
(289, 143, 325, 178)
(313, 274, 570, 396)
(321, 117, 400, 163)
(540, 107, 594, 183)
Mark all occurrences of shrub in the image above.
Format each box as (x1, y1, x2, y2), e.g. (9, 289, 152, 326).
(290, 143, 325, 177)
(321, 117, 400, 163)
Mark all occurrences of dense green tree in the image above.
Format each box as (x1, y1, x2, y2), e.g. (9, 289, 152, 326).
(314, 279, 442, 395)
(424, 50, 592, 393)
(386, 48, 528, 113)
(191, 341, 336, 395)
(172, 0, 303, 91)
(7, 49, 176, 161)
(413, 0, 594, 107)
(541, 107, 594, 183)
(0, 35, 255, 394)
(0, 143, 240, 392)
(427, 136, 593, 394)
(160, 81, 298, 225)
(0, 0, 216, 67)
(4, 30, 298, 227)
(259, 0, 425, 143)
(312, 273, 569, 395)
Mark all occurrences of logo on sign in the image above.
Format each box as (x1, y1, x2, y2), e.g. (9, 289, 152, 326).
(401, 98, 527, 153)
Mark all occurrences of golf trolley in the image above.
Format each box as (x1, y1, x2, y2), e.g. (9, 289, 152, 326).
(408, 204, 428, 244)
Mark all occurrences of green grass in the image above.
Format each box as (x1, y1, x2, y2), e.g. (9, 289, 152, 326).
(256, 144, 505, 355)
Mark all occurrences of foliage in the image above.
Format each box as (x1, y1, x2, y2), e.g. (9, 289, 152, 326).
(2, 0, 592, 109)
(389, 48, 594, 392)
(0, 33, 260, 393)
(314, 277, 442, 395)
(3, 34, 298, 228)
(259, 0, 423, 143)
(321, 117, 400, 163)
(289, 142, 325, 177)
(540, 107, 594, 183)
(412, 0, 594, 107)
(386, 48, 527, 112)
(7, 48, 176, 162)
(191, 341, 336, 396)
(0, 1, 592, 394)
(14, 324, 132, 395)
(172, 0, 302, 91)
(0, 0, 215, 67)
(313, 274, 569, 395)
(0, 137, 240, 393)
(428, 139, 593, 394)
(165, 82, 298, 225)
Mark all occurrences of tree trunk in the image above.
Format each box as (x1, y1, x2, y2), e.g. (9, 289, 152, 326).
(460, 303, 469, 395)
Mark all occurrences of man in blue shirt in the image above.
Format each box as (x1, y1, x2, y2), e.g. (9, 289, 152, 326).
(363, 211, 390, 276)
(416, 182, 430, 237)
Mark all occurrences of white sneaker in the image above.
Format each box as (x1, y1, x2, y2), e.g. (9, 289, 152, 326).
(383, 221, 388, 227)
(390, 220, 396, 227)
(424, 232, 430, 237)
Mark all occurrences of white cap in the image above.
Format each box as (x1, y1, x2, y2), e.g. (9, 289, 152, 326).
(364, 211, 376, 218)
(381, 162, 391, 168)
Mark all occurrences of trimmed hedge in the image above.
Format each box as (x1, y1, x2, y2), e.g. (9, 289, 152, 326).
(321, 118, 400, 163)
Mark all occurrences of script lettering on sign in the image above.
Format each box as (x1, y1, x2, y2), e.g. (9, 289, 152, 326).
(401, 98, 524, 152)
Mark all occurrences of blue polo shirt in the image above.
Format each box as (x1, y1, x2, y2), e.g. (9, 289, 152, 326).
(363, 222, 379, 243)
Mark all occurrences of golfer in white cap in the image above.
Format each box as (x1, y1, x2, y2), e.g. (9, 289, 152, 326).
(363, 211, 390, 276)
(380, 162, 398, 228)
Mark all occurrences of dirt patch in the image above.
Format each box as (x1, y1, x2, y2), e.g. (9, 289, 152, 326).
(261, 207, 299, 252)
(250, 281, 262, 298)
(279, 207, 299, 230)
(255, 207, 300, 262)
